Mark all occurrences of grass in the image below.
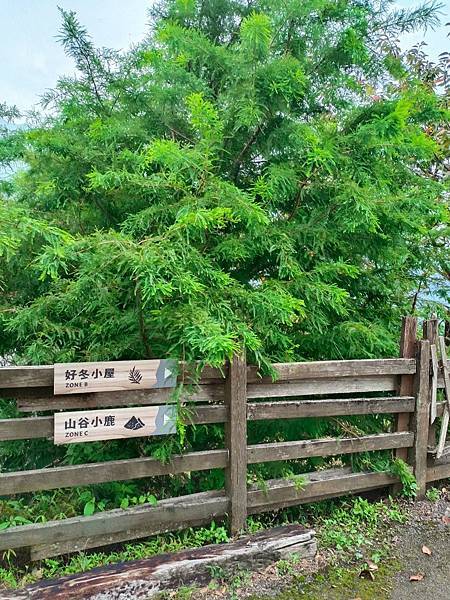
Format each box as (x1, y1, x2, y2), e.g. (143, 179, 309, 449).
(317, 496, 406, 556)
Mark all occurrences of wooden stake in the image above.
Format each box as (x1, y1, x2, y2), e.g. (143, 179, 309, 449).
(423, 318, 439, 451)
(423, 318, 439, 346)
(436, 336, 450, 459)
(438, 336, 450, 412)
(436, 411, 449, 460)
(430, 345, 438, 424)
(224, 353, 248, 535)
(412, 340, 431, 498)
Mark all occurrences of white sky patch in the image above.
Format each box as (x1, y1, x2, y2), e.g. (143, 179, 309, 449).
(394, 0, 449, 57)
(0, 0, 448, 112)
(0, 0, 152, 111)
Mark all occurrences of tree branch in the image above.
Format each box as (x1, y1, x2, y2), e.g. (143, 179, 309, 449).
(231, 123, 264, 182)
(135, 284, 153, 359)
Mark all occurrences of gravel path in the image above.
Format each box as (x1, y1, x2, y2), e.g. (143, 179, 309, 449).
(389, 497, 450, 600)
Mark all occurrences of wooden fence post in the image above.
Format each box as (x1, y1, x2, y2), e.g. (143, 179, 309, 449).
(224, 353, 248, 536)
(413, 340, 431, 498)
(423, 318, 439, 344)
(395, 316, 418, 462)
(423, 318, 439, 450)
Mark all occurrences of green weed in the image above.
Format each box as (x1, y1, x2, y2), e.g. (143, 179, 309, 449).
(318, 496, 405, 555)
(276, 553, 301, 576)
(388, 459, 417, 498)
(426, 487, 440, 502)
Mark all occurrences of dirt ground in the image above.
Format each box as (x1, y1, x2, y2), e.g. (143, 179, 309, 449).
(165, 494, 450, 600)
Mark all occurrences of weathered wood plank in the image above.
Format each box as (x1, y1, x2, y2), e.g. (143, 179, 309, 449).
(247, 432, 414, 465)
(3, 397, 416, 442)
(0, 397, 414, 442)
(412, 340, 431, 497)
(0, 406, 227, 442)
(438, 336, 450, 412)
(0, 366, 54, 388)
(0, 449, 228, 495)
(14, 526, 316, 599)
(224, 354, 247, 535)
(0, 491, 229, 551)
(247, 396, 415, 420)
(436, 402, 446, 418)
(179, 363, 226, 383)
(30, 516, 218, 562)
(427, 455, 450, 483)
(436, 337, 450, 460)
(29, 517, 211, 561)
(436, 410, 450, 460)
(247, 470, 399, 514)
(0, 358, 414, 391)
(423, 319, 439, 341)
(423, 320, 439, 454)
(430, 345, 439, 424)
(13, 384, 225, 412)
(191, 405, 227, 424)
(250, 358, 415, 383)
(12, 376, 412, 411)
(0, 417, 53, 440)
(0, 431, 411, 496)
(247, 375, 398, 398)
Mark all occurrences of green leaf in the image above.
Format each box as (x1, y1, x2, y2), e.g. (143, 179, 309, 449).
(83, 499, 96, 516)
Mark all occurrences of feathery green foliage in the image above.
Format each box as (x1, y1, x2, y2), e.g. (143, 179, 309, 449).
(0, 0, 449, 516)
(1, 0, 448, 369)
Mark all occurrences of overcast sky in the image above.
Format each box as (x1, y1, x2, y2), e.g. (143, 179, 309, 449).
(1, 0, 449, 112)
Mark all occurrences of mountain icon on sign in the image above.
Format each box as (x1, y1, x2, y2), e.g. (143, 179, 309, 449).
(124, 416, 145, 430)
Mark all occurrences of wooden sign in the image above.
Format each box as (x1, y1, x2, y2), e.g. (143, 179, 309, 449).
(54, 405, 177, 444)
(54, 359, 177, 395)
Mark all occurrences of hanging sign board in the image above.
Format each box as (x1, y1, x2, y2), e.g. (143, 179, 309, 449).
(54, 405, 177, 444)
(54, 359, 177, 395)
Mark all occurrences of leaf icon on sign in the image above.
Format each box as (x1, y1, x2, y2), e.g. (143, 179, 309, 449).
(128, 366, 143, 384)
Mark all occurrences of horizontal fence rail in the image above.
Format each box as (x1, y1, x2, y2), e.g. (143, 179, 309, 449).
(1, 320, 449, 560)
(0, 468, 402, 559)
(247, 432, 414, 464)
(0, 397, 416, 442)
(0, 450, 229, 495)
(247, 396, 415, 419)
(10, 385, 225, 413)
(0, 432, 414, 496)
(0, 405, 227, 441)
(0, 358, 417, 389)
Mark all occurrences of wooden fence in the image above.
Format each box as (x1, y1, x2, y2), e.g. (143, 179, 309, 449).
(0, 317, 449, 560)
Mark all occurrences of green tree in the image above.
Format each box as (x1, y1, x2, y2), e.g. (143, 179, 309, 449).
(0, 0, 449, 512)
(0, 0, 448, 369)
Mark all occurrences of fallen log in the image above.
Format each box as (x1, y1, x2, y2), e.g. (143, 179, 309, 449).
(2, 525, 316, 600)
